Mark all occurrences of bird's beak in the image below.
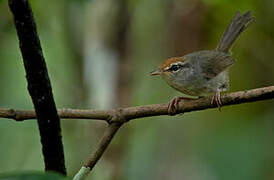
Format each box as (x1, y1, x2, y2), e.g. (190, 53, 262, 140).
(150, 69, 161, 76)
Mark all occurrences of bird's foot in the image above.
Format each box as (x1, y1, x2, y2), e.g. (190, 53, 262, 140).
(211, 90, 222, 111)
(168, 96, 194, 115)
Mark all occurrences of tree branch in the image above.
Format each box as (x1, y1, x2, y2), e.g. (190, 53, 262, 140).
(0, 108, 110, 122)
(73, 123, 122, 180)
(1, 85, 274, 179)
(71, 85, 274, 179)
(8, 0, 66, 175)
(85, 123, 122, 168)
(1, 86, 274, 122)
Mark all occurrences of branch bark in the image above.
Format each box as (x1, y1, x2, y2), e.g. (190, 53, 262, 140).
(85, 123, 122, 169)
(71, 85, 274, 179)
(8, 0, 66, 175)
(1, 86, 273, 122)
(1, 85, 274, 179)
(73, 122, 122, 180)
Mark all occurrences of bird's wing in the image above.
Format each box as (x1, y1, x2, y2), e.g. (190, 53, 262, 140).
(185, 50, 236, 79)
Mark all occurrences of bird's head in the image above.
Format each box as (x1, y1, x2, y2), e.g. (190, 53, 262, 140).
(150, 57, 190, 80)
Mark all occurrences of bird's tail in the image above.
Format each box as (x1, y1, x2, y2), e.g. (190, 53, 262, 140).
(216, 11, 254, 53)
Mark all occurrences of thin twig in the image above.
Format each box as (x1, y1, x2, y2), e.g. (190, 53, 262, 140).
(1, 86, 274, 122)
(0, 108, 111, 122)
(85, 123, 122, 169)
(73, 123, 122, 180)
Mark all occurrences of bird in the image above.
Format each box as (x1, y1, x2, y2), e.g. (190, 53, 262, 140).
(150, 11, 254, 115)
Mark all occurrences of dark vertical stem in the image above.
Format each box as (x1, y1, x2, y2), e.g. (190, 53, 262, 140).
(8, 0, 66, 175)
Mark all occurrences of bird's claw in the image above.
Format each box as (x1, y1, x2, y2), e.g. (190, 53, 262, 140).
(168, 96, 179, 115)
(167, 96, 188, 115)
(211, 90, 222, 111)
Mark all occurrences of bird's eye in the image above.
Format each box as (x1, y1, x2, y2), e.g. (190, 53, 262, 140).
(169, 64, 180, 72)
(167, 63, 190, 72)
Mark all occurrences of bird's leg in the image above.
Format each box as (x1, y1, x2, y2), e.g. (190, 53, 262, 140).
(168, 96, 195, 115)
(211, 90, 222, 111)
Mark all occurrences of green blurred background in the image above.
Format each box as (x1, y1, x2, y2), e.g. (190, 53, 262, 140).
(0, 0, 274, 179)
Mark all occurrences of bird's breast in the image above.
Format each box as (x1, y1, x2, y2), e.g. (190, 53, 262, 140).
(162, 70, 229, 96)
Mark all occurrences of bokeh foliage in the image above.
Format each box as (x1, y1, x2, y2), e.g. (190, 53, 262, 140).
(0, 0, 274, 179)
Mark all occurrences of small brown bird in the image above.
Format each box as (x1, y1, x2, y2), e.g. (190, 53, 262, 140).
(151, 11, 254, 114)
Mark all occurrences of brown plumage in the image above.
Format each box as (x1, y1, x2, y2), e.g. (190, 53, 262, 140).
(159, 57, 185, 71)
